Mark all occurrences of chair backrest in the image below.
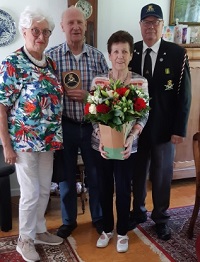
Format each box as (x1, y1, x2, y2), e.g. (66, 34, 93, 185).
(193, 132, 200, 190)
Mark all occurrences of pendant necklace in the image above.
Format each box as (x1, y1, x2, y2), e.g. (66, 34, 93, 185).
(110, 71, 129, 84)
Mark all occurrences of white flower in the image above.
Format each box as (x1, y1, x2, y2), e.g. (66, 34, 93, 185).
(107, 90, 114, 97)
(88, 93, 102, 104)
(89, 104, 97, 114)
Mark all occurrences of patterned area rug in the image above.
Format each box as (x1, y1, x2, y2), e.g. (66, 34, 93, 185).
(0, 231, 82, 262)
(134, 206, 199, 262)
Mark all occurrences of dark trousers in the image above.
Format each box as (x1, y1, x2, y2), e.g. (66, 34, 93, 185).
(93, 149, 134, 235)
(59, 118, 102, 225)
(132, 141, 175, 224)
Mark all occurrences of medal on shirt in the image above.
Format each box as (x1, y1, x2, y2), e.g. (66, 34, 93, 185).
(62, 70, 81, 91)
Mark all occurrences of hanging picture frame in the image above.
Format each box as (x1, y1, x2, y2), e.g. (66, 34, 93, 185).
(169, 0, 200, 25)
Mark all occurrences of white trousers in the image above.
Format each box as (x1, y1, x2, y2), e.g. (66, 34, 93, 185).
(15, 151, 53, 240)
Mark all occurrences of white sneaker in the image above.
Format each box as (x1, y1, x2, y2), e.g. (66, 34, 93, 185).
(16, 237, 40, 262)
(35, 231, 63, 245)
(96, 231, 114, 248)
(116, 234, 129, 253)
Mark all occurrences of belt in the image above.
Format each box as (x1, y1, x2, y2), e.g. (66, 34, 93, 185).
(62, 116, 91, 126)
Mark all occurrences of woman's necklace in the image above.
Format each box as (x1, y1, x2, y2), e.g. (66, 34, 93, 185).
(23, 46, 46, 67)
(110, 71, 129, 84)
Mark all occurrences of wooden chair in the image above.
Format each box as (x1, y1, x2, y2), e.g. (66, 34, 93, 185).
(196, 234, 200, 261)
(188, 132, 200, 239)
(76, 153, 87, 214)
(51, 150, 87, 214)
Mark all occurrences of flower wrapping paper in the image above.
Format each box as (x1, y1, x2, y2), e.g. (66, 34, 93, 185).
(99, 122, 132, 160)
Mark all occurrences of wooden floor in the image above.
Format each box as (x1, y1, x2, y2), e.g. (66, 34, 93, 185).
(0, 178, 197, 261)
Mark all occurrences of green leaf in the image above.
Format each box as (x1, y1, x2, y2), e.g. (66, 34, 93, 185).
(105, 99, 110, 106)
(113, 116, 122, 125)
(114, 109, 122, 117)
(124, 89, 130, 97)
(101, 90, 109, 97)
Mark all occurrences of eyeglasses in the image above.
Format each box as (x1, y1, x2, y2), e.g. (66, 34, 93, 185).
(141, 20, 163, 27)
(31, 28, 52, 38)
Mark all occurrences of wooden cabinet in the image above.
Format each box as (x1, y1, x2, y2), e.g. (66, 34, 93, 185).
(173, 45, 200, 179)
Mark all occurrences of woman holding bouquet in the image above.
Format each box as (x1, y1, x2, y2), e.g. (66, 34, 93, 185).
(89, 30, 149, 252)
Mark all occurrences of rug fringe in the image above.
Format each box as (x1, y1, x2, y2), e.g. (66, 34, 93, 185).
(68, 236, 85, 262)
(133, 228, 171, 262)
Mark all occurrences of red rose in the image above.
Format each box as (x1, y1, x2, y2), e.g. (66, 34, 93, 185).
(134, 98, 146, 111)
(116, 87, 129, 97)
(96, 104, 110, 113)
(84, 103, 90, 115)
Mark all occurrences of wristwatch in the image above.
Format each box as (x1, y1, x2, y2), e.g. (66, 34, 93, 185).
(75, 0, 93, 19)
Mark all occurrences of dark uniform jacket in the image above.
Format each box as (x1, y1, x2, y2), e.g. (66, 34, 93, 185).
(129, 39, 191, 146)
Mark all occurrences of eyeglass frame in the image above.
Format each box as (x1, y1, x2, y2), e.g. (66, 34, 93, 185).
(140, 19, 163, 27)
(30, 27, 52, 38)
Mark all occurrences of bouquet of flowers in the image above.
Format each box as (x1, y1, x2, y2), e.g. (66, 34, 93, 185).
(84, 79, 150, 132)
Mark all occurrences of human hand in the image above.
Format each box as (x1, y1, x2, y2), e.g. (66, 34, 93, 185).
(171, 135, 185, 144)
(99, 141, 108, 159)
(95, 127, 108, 159)
(3, 146, 17, 165)
(122, 134, 136, 159)
(66, 89, 88, 102)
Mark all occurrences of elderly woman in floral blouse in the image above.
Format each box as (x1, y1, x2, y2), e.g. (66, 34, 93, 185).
(0, 6, 63, 262)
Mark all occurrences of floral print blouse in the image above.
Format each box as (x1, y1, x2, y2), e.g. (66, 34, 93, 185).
(0, 47, 63, 152)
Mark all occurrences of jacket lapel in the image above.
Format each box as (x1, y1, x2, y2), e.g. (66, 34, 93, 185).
(153, 40, 169, 77)
(132, 41, 143, 75)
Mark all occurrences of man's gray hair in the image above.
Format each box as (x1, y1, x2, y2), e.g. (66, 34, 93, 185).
(18, 6, 55, 35)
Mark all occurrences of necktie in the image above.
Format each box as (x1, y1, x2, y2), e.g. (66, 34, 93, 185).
(143, 48, 152, 80)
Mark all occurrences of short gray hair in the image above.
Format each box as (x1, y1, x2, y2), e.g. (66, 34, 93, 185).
(18, 6, 55, 35)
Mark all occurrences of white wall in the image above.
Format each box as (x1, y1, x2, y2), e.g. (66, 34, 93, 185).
(0, 0, 170, 195)
(0, 0, 66, 63)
